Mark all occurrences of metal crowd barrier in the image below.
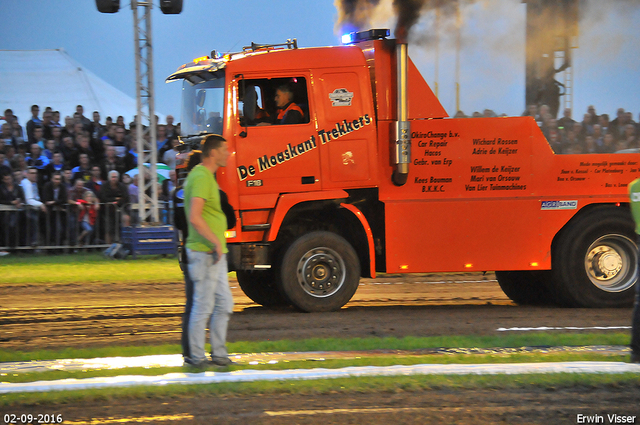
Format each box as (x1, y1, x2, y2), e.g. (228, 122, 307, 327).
(0, 201, 174, 253)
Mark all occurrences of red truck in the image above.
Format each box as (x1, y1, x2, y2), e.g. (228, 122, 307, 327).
(167, 29, 638, 312)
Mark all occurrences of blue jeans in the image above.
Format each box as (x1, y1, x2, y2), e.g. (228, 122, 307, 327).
(186, 249, 233, 362)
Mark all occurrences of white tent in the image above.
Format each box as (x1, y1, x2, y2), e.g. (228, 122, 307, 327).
(0, 49, 164, 126)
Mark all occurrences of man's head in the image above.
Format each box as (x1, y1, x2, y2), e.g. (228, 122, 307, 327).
(1, 123, 11, 137)
(4, 109, 14, 122)
(74, 178, 85, 190)
(2, 173, 12, 186)
(63, 168, 73, 182)
(91, 165, 102, 178)
(33, 126, 43, 140)
(42, 111, 52, 124)
(166, 115, 174, 125)
(77, 133, 90, 148)
(51, 172, 62, 187)
(13, 169, 24, 184)
(115, 127, 126, 141)
(52, 126, 62, 139)
(106, 145, 116, 159)
(604, 133, 615, 146)
(52, 152, 63, 165)
(108, 170, 120, 184)
(93, 111, 101, 123)
(30, 143, 41, 157)
(31, 105, 40, 118)
(76, 105, 85, 116)
(275, 85, 294, 108)
(201, 135, 229, 168)
(26, 167, 38, 183)
(79, 153, 90, 167)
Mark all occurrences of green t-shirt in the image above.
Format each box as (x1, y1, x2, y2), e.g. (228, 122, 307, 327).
(184, 164, 228, 253)
(629, 177, 640, 235)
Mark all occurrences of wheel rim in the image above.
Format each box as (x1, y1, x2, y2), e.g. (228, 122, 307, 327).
(296, 247, 346, 298)
(584, 234, 638, 293)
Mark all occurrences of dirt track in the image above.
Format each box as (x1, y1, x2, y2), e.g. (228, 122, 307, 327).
(0, 273, 633, 350)
(1, 273, 637, 424)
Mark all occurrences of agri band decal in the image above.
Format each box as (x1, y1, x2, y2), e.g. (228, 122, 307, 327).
(541, 200, 578, 210)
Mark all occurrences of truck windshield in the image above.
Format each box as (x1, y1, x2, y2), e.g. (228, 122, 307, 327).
(180, 76, 225, 137)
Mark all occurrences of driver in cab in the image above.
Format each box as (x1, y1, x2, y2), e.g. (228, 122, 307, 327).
(273, 84, 304, 125)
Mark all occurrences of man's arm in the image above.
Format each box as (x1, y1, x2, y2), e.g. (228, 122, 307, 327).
(189, 196, 223, 259)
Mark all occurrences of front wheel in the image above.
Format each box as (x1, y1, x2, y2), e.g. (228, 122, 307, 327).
(278, 231, 360, 312)
(552, 207, 637, 307)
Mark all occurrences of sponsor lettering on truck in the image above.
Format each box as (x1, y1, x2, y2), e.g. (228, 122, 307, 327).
(167, 29, 639, 312)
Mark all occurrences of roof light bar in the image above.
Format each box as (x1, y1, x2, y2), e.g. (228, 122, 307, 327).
(342, 29, 390, 45)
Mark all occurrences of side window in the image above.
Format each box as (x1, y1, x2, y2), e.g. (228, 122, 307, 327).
(238, 77, 310, 126)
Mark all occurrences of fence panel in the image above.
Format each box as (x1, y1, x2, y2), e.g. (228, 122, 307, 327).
(0, 201, 173, 253)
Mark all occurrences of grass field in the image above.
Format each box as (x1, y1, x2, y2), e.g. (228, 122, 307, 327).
(1, 333, 637, 406)
(0, 253, 185, 285)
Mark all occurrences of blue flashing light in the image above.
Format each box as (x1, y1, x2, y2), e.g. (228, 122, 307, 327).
(342, 33, 354, 45)
(341, 29, 390, 45)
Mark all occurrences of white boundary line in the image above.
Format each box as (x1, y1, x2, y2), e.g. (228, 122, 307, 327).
(497, 326, 632, 332)
(2, 362, 639, 394)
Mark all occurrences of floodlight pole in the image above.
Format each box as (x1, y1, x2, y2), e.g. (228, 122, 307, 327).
(132, 0, 159, 223)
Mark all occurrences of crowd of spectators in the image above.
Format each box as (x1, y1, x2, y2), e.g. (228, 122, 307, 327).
(0, 104, 181, 254)
(455, 104, 640, 154)
(1, 102, 638, 255)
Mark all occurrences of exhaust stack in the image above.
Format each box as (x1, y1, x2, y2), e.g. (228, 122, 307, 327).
(392, 40, 411, 186)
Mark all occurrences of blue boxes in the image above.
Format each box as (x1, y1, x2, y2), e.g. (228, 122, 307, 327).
(121, 225, 177, 258)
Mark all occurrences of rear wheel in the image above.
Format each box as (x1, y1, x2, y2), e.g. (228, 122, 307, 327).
(278, 231, 360, 312)
(236, 270, 287, 307)
(495, 270, 555, 305)
(552, 207, 637, 307)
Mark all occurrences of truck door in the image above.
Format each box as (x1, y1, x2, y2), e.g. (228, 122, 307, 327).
(315, 70, 377, 189)
(233, 76, 320, 196)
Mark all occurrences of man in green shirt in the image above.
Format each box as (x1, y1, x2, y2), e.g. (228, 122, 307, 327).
(628, 177, 640, 363)
(184, 135, 233, 367)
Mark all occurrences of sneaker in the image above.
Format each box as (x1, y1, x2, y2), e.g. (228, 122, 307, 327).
(210, 356, 236, 366)
(183, 357, 211, 369)
(631, 352, 640, 364)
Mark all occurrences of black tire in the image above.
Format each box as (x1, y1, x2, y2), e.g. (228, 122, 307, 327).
(278, 231, 360, 312)
(236, 270, 287, 307)
(495, 270, 555, 305)
(552, 207, 638, 308)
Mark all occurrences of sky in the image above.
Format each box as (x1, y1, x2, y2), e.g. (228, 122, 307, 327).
(1, 0, 639, 125)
